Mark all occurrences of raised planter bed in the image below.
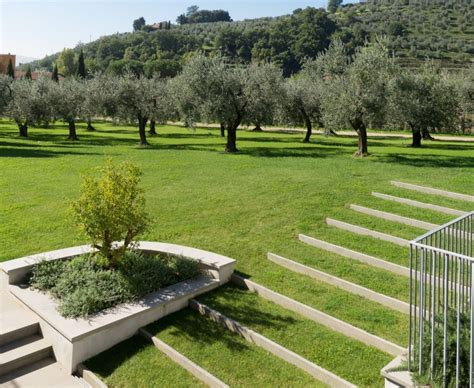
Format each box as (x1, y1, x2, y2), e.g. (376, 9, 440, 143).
(0, 242, 235, 373)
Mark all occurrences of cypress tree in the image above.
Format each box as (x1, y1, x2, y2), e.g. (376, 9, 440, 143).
(25, 65, 32, 80)
(77, 50, 86, 79)
(52, 64, 59, 82)
(6, 59, 15, 78)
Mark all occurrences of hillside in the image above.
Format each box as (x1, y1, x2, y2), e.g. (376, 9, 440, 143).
(29, 1, 474, 76)
(337, 1, 474, 66)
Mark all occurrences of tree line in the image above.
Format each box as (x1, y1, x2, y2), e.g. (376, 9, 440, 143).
(1, 40, 473, 155)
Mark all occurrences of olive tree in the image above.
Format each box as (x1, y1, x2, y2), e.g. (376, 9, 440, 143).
(279, 75, 322, 143)
(50, 78, 86, 141)
(148, 77, 175, 136)
(6, 75, 55, 137)
(320, 40, 395, 156)
(172, 54, 280, 152)
(389, 64, 460, 147)
(101, 73, 157, 146)
(449, 66, 474, 134)
(243, 63, 284, 132)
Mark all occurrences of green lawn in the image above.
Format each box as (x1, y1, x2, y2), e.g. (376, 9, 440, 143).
(85, 336, 205, 388)
(1, 120, 473, 386)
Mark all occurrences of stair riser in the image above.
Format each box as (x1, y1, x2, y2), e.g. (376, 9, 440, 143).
(0, 346, 52, 377)
(0, 323, 39, 347)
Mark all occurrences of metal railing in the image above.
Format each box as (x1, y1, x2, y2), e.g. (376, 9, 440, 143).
(409, 211, 474, 387)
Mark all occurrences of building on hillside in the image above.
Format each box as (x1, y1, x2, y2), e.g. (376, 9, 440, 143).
(149, 21, 171, 30)
(0, 54, 16, 74)
(14, 70, 64, 81)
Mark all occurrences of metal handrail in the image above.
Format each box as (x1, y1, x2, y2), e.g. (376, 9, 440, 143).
(408, 212, 473, 388)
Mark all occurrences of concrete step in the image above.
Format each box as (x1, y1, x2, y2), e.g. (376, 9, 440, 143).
(0, 358, 85, 387)
(299, 234, 410, 277)
(372, 192, 466, 216)
(0, 291, 39, 341)
(350, 204, 438, 230)
(0, 323, 40, 348)
(391, 181, 474, 203)
(267, 252, 410, 314)
(326, 218, 410, 247)
(0, 336, 53, 377)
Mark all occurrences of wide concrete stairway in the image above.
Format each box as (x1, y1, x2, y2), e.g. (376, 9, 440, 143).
(0, 291, 86, 388)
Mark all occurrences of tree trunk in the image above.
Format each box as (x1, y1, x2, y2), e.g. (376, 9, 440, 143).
(67, 120, 79, 141)
(86, 119, 96, 131)
(149, 119, 157, 135)
(226, 126, 238, 153)
(220, 123, 225, 137)
(351, 118, 368, 156)
(301, 108, 312, 143)
(411, 126, 422, 148)
(17, 121, 28, 137)
(138, 116, 149, 146)
(422, 128, 434, 140)
(252, 123, 263, 132)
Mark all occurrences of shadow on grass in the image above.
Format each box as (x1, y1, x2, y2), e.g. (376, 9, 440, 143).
(196, 284, 298, 330)
(377, 153, 474, 168)
(0, 147, 102, 158)
(147, 285, 296, 352)
(85, 336, 148, 379)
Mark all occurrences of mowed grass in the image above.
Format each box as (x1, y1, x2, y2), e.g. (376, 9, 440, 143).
(145, 308, 323, 387)
(85, 336, 205, 388)
(1, 120, 473, 386)
(196, 284, 393, 387)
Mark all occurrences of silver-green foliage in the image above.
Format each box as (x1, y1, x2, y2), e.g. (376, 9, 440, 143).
(30, 251, 200, 318)
(388, 63, 460, 145)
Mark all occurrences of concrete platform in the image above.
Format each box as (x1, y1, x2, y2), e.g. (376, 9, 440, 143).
(0, 358, 85, 388)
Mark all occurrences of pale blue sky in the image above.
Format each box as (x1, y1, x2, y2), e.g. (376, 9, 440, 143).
(0, 0, 356, 60)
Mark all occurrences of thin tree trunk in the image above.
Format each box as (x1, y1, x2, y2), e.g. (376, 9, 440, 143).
(67, 120, 79, 141)
(138, 116, 149, 146)
(87, 119, 96, 131)
(301, 108, 312, 143)
(17, 121, 28, 137)
(351, 118, 368, 156)
(410, 124, 422, 148)
(226, 126, 238, 152)
(149, 119, 157, 135)
(252, 123, 263, 132)
(220, 123, 225, 137)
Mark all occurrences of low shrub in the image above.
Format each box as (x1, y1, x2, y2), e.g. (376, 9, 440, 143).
(30, 251, 200, 318)
(414, 309, 470, 387)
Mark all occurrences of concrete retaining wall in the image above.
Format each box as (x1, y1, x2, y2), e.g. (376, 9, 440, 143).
(1, 242, 236, 373)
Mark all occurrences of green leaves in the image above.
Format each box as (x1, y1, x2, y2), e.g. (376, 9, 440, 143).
(70, 159, 151, 267)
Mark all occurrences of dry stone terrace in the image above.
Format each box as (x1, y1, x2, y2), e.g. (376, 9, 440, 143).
(1, 181, 471, 387)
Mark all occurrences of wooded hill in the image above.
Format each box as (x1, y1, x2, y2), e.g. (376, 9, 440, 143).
(29, 1, 474, 77)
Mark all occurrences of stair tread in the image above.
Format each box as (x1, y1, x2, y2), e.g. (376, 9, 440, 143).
(1, 337, 51, 365)
(0, 358, 85, 387)
(0, 291, 38, 336)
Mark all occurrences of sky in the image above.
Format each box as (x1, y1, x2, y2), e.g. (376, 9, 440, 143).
(0, 0, 356, 60)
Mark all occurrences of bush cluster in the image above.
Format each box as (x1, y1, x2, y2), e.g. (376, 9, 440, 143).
(414, 309, 470, 387)
(29, 251, 200, 318)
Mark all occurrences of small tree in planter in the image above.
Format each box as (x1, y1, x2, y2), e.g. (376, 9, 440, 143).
(70, 159, 151, 267)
